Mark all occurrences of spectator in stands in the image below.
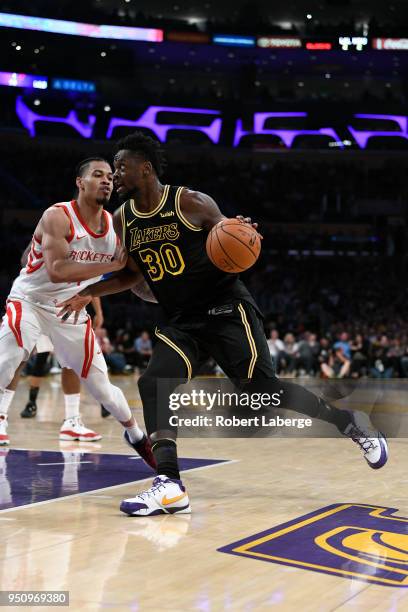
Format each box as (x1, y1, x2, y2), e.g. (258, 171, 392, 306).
(350, 333, 369, 378)
(297, 332, 320, 376)
(266, 329, 284, 371)
(321, 337, 351, 379)
(369, 335, 393, 379)
(95, 328, 128, 374)
(400, 341, 408, 378)
(134, 330, 153, 370)
(279, 333, 299, 376)
(115, 330, 137, 367)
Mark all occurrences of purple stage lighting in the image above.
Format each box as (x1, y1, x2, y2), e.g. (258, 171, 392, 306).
(233, 112, 343, 148)
(348, 114, 408, 148)
(16, 96, 96, 138)
(106, 106, 222, 143)
(14, 97, 408, 150)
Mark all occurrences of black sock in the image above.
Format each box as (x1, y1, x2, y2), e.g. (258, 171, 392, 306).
(29, 386, 39, 403)
(152, 439, 180, 480)
(316, 398, 353, 433)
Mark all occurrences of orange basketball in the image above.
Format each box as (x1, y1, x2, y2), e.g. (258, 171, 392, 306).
(206, 218, 261, 273)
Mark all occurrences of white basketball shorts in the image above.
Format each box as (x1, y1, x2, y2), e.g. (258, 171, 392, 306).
(0, 299, 106, 377)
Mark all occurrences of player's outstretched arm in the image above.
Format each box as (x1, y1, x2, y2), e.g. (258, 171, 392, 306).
(57, 208, 157, 321)
(179, 190, 260, 233)
(42, 207, 127, 283)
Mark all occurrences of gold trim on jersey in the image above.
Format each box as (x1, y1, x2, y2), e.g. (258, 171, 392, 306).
(175, 186, 203, 232)
(238, 303, 258, 378)
(120, 203, 126, 246)
(155, 327, 192, 380)
(130, 184, 170, 218)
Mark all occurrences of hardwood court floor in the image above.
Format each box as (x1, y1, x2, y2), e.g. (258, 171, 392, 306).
(0, 374, 408, 611)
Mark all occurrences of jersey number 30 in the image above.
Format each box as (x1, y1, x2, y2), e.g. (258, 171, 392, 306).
(139, 243, 185, 281)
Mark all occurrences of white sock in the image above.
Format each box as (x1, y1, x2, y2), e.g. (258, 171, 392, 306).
(0, 390, 15, 415)
(126, 424, 144, 444)
(64, 394, 80, 420)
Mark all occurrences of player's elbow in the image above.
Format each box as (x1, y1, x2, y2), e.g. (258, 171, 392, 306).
(48, 270, 63, 283)
(47, 262, 65, 283)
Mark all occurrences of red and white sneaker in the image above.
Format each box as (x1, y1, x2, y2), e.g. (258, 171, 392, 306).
(59, 417, 102, 442)
(0, 414, 9, 446)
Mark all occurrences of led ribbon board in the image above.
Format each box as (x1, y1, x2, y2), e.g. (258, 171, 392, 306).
(373, 38, 408, 50)
(0, 71, 47, 89)
(213, 34, 255, 47)
(257, 37, 302, 48)
(339, 36, 368, 51)
(52, 78, 96, 93)
(0, 11, 163, 41)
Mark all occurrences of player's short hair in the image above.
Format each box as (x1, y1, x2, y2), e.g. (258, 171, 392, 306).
(75, 157, 110, 178)
(113, 131, 166, 177)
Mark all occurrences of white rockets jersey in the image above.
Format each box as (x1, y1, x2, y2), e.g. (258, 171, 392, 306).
(9, 200, 117, 312)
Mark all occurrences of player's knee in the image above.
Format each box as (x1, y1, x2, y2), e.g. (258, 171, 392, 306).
(137, 373, 156, 401)
(0, 347, 26, 390)
(31, 352, 50, 377)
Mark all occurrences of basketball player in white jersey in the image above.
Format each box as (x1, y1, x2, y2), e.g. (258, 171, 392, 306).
(0, 157, 155, 469)
(1, 244, 106, 439)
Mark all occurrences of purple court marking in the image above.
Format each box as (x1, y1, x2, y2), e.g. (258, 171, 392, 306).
(233, 112, 343, 148)
(219, 503, 408, 587)
(106, 105, 222, 142)
(0, 449, 228, 511)
(348, 113, 408, 148)
(16, 96, 96, 138)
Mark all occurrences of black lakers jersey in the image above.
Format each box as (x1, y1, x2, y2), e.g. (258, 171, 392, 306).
(120, 185, 259, 321)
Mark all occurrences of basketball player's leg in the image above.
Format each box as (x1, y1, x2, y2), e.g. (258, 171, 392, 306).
(207, 302, 387, 469)
(20, 351, 50, 418)
(0, 362, 27, 429)
(49, 316, 155, 466)
(120, 333, 198, 516)
(21, 333, 54, 418)
(0, 301, 42, 444)
(59, 367, 102, 442)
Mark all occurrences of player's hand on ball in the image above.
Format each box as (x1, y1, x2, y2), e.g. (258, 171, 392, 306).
(235, 215, 263, 238)
(57, 294, 92, 324)
(207, 218, 262, 273)
(111, 245, 128, 271)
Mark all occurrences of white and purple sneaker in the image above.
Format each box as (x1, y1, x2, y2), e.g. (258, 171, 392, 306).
(120, 475, 191, 516)
(344, 410, 388, 469)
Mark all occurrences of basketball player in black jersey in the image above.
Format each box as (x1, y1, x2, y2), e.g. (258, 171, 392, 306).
(58, 132, 388, 516)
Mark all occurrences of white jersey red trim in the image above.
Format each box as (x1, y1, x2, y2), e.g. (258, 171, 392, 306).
(81, 317, 95, 378)
(5, 300, 23, 347)
(9, 200, 116, 313)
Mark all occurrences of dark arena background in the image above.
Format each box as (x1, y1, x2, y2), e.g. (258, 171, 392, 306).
(1, 0, 408, 609)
